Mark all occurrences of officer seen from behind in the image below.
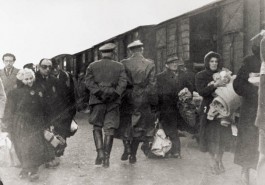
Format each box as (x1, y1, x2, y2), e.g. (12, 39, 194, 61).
(85, 43, 127, 168)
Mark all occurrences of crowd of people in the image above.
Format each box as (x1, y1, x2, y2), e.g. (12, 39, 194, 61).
(0, 55, 76, 181)
(0, 34, 264, 184)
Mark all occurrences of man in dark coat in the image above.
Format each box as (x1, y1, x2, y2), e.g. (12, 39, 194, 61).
(85, 43, 127, 168)
(117, 40, 157, 164)
(50, 59, 77, 150)
(233, 44, 261, 184)
(35, 58, 61, 168)
(0, 53, 19, 95)
(255, 32, 265, 185)
(156, 56, 193, 158)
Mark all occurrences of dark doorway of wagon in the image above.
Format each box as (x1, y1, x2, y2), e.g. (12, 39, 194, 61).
(190, 9, 217, 70)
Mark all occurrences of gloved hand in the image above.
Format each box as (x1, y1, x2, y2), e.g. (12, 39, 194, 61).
(104, 92, 120, 103)
(94, 90, 104, 101)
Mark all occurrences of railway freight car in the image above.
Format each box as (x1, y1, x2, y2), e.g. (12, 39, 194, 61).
(51, 54, 75, 74)
(91, 25, 156, 65)
(154, 0, 265, 74)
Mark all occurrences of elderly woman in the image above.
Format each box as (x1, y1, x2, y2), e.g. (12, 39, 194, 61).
(195, 51, 232, 175)
(3, 69, 49, 181)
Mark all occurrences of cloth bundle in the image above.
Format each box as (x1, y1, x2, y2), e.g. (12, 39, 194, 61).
(0, 132, 20, 167)
(178, 88, 198, 127)
(151, 128, 172, 157)
(207, 72, 241, 123)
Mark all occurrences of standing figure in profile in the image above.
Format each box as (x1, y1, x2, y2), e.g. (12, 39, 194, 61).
(233, 43, 261, 185)
(3, 69, 49, 181)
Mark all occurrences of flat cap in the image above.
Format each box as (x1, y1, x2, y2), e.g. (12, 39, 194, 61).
(127, 40, 143, 49)
(166, 56, 184, 65)
(99, 43, 116, 52)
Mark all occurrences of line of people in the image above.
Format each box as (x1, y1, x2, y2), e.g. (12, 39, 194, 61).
(85, 40, 195, 168)
(0, 35, 264, 184)
(0, 55, 76, 181)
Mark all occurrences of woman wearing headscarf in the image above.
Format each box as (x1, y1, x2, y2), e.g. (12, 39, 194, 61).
(3, 69, 51, 181)
(195, 51, 232, 175)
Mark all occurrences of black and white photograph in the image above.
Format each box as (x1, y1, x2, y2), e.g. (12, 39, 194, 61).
(0, 0, 265, 184)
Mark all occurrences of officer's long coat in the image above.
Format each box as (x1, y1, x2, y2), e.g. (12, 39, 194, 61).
(116, 53, 157, 140)
(0, 67, 19, 95)
(85, 57, 127, 128)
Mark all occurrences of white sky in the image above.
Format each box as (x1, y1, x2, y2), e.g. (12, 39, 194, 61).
(0, 0, 217, 68)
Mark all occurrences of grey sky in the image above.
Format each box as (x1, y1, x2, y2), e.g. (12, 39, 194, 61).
(0, 0, 216, 68)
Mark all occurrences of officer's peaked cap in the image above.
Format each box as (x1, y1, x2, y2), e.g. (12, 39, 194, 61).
(127, 40, 144, 49)
(99, 43, 116, 52)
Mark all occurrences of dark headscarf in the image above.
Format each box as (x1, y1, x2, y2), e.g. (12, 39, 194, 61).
(204, 51, 223, 72)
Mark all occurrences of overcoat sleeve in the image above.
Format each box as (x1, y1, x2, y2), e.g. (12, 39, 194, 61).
(85, 65, 100, 95)
(114, 64, 127, 96)
(146, 63, 158, 105)
(233, 61, 258, 99)
(195, 72, 216, 97)
(255, 37, 265, 130)
(2, 91, 16, 133)
(0, 78, 6, 118)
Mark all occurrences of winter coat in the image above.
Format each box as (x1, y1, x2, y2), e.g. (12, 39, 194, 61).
(116, 53, 157, 140)
(52, 70, 77, 138)
(0, 78, 6, 118)
(233, 54, 260, 169)
(0, 67, 19, 95)
(2, 84, 51, 168)
(85, 57, 127, 106)
(157, 69, 194, 133)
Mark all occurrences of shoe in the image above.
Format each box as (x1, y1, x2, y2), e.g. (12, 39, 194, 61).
(28, 172, 39, 182)
(129, 155, 137, 164)
(45, 159, 60, 168)
(93, 130, 104, 165)
(129, 140, 139, 164)
(121, 140, 131, 161)
(103, 135, 113, 168)
(171, 153, 182, 159)
(19, 170, 28, 179)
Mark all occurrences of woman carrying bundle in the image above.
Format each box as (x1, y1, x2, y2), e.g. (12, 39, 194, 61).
(195, 51, 232, 175)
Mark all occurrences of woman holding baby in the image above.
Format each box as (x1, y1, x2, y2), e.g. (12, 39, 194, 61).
(195, 51, 232, 175)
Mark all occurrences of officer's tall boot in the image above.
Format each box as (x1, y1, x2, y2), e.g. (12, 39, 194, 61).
(93, 130, 104, 165)
(129, 139, 140, 164)
(121, 140, 131, 161)
(103, 135, 114, 168)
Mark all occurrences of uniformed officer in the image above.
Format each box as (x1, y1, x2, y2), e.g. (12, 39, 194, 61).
(117, 40, 157, 164)
(85, 43, 127, 168)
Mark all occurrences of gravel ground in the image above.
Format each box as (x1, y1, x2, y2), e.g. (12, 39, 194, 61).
(0, 112, 258, 185)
